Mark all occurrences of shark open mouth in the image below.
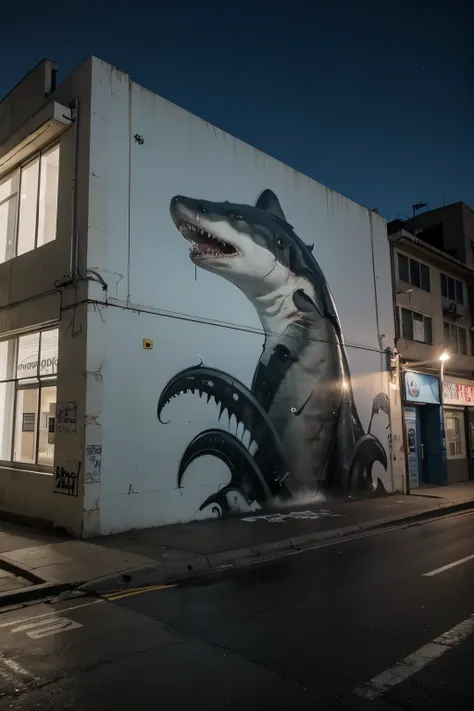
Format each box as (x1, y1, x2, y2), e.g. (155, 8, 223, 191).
(179, 221, 239, 259)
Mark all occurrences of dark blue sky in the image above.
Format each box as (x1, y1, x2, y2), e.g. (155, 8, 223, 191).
(2, 0, 472, 220)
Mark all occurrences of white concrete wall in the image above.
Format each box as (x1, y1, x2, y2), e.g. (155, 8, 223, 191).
(85, 59, 401, 535)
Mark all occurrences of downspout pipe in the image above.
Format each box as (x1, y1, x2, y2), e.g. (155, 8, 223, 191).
(388, 236, 400, 349)
(56, 97, 109, 298)
(368, 211, 383, 352)
(69, 96, 80, 283)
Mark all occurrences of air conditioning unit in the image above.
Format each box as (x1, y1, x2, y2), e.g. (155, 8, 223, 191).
(443, 302, 460, 319)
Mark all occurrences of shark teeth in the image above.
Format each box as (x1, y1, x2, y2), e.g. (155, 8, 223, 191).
(161, 389, 255, 452)
(179, 221, 239, 259)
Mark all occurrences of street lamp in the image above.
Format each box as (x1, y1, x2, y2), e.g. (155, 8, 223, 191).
(439, 352, 450, 477)
(440, 350, 449, 370)
(440, 351, 450, 397)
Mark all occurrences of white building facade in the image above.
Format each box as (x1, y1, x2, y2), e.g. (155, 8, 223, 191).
(0, 57, 405, 537)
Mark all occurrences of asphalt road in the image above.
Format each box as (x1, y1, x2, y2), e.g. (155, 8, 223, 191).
(1, 510, 474, 710)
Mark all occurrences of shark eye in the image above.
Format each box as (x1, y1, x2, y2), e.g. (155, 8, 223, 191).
(274, 344, 293, 362)
(276, 237, 284, 249)
(278, 346, 290, 361)
(198, 204, 208, 213)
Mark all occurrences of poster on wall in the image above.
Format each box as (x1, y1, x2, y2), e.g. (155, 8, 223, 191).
(22, 413, 35, 432)
(56, 402, 77, 434)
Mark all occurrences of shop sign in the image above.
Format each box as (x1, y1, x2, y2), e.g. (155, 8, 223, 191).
(404, 371, 440, 405)
(443, 381, 474, 406)
(17, 356, 58, 376)
(16, 331, 59, 378)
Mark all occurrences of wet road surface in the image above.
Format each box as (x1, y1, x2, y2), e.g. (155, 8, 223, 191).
(1, 510, 474, 710)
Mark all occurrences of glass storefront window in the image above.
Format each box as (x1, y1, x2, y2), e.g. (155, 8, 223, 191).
(0, 381, 14, 460)
(37, 386, 57, 466)
(16, 332, 40, 380)
(13, 387, 39, 464)
(445, 411, 466, 460)
(39, 329, 59, 376)
(0, 328, 58, 469)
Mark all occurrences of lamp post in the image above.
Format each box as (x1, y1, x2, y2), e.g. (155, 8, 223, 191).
(440, 351, 450, 399)
(439, 351, 450, 483)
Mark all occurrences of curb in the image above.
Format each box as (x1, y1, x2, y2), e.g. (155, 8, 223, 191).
(0, 554, 74, 609)
(0, 582, 73, 609)
(0, 555, 46, 585)
(79, 498, 474, 597)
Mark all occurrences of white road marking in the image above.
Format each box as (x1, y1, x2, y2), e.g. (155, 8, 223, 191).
(11, 616, 83, 639)
(1, 656, 36, 680)
(243, 510, 340, 523)
(354, 614, 474, 701)
(423, 553, 474, 577)
(0, 598, 103, 629)
(0, 664, 13, 685)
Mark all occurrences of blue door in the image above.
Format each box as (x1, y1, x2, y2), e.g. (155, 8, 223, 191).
(420, 405, 447, 486)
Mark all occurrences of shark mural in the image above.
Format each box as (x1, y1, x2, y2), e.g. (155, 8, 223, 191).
(158, 190, 390, 517)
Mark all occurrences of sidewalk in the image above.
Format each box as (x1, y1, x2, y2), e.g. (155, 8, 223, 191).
(1, 482, 474, 606)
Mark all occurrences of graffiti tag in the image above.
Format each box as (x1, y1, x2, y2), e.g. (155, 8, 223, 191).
(54, 462, 80, 496)
(85, 445, 102, 484)
(242, 509, 341, 524)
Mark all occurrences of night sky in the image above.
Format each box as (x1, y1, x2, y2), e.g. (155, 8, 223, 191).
(1, 0, 472, 220)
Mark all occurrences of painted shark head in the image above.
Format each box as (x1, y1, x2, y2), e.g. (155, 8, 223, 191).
(169, 190, 318, 299)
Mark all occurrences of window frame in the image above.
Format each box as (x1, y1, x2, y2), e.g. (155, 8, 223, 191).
(399, 307, 433, 344)
(0, 327, 58, 472)
(397, 252, 431, 292)
(0, 142, 60, 264)
(444, 410, 466, 460)
(444, 322, 469, 356)
(458, 326, 468, 356)
(440, 272, 465, 305)
(0, 171, 20, 262)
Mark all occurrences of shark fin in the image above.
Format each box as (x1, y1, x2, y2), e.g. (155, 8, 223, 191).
(255, 189, 286, 221)
(178, 428, 276, 508)
(292, 288, 322, 316)
(349, 434, 388, 495)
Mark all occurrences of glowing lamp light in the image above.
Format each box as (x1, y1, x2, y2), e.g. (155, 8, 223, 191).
(440, 352, 450, 362)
